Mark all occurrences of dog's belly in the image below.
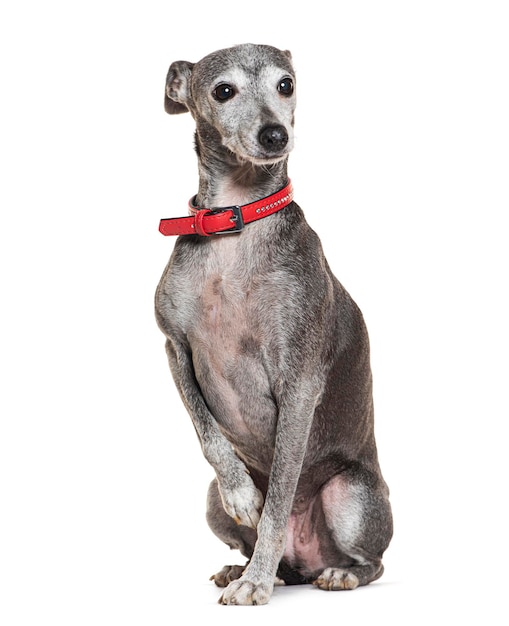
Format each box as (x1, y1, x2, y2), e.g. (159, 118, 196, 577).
(283, 487, 350, 578)
(284, 506, 325, 576)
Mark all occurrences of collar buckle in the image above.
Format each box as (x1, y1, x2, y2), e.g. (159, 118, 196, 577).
(210, 205, 245, 235)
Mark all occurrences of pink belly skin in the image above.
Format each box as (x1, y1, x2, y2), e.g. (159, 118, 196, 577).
(283, 499, 325, 576)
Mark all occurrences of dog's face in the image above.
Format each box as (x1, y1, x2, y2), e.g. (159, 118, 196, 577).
(165, 44, 296, 165)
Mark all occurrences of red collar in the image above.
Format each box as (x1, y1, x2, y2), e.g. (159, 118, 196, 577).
(159, 180, 293, 236)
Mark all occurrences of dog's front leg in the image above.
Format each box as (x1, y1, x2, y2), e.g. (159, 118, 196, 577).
(165, 338, 264, 528)
(219, 384, 319, 605)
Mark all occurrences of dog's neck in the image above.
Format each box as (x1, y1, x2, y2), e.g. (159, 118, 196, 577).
(193, 127, 290, 209)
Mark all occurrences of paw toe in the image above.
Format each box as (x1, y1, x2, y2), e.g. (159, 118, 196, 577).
(210, 564, 245, 587)
(218, 577, 271, 605)
(313, 567, 359, 591)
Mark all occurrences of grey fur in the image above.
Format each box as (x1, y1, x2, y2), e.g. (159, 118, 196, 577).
(155, 43, 392, 605)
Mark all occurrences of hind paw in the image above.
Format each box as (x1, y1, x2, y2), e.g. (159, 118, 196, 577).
(313, 567, 359, 590)
(210, 564, 246, 587)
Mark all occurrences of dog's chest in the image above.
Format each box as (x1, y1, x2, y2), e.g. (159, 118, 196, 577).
(171, 237, 279, 448)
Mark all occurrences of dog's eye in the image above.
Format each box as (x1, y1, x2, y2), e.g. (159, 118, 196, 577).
(278, 78, 294, 97)
(213, 84, 235, 102)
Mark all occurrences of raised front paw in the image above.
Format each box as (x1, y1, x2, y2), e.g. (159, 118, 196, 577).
(218, 474, 264, 529)
(218, 577, 272, 606)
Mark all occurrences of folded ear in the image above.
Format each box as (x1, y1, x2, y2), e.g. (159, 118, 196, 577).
(164, 60, 194, 114)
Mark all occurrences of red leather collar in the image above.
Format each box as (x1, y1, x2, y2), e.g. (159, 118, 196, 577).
(159, 180, 293, 236)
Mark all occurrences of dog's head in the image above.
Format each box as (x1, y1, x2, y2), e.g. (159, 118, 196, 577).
(164, 44, 296, 165)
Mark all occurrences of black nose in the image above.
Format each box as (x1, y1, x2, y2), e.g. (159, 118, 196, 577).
(258, 125, 289, 152)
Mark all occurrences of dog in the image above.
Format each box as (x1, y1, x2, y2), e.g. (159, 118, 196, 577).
(155, 43, 393, 605)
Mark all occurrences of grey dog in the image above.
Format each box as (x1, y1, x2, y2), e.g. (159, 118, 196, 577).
(155, 43, 393, 605)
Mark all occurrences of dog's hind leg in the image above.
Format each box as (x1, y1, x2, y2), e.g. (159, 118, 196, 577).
(314, 471, 393, 590)
(206, 478, 257, 587)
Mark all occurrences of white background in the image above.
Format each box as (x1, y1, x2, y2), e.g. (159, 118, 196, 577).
(1, 1, 508, 624)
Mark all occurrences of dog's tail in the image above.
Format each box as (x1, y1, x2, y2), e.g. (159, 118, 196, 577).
(276, 561, 310, 586)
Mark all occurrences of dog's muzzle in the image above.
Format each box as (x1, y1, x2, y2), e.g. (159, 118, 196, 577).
(258, 125, 289, 153)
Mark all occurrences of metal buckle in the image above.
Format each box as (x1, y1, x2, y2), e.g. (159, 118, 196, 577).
(210, 205, 245, 235)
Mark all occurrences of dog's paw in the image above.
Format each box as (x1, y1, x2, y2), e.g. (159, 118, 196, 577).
(218, 576, 272, 606)
(219, 475, 264, 529)
(313, 567, 359, 590)
(210, 564, 246, 587)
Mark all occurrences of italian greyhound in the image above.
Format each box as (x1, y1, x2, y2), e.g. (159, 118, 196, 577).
(155, 43, 393, 605)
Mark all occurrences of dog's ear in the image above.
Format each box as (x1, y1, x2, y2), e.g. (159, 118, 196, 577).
(164, 61, 194, 114)
(283, 50, 292, 61)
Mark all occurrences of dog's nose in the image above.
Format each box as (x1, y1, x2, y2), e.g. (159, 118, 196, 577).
(258, 125, 289, 152)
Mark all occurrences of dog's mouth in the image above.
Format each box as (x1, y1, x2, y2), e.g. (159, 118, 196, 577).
(225, 146, 292, 167)
(238, 152, 290, 166)
(225, 130, 294, 165)
(223, 124, 293, 165)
